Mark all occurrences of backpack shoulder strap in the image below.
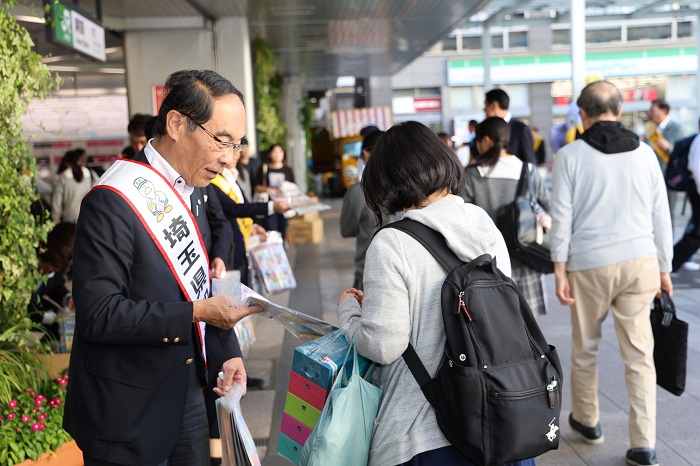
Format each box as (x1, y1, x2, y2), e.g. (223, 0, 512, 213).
(383, 218, 462, 272)
(383, 218, 496, 275)
(383, 218, 499, 389)
(515, 161, 529, 198)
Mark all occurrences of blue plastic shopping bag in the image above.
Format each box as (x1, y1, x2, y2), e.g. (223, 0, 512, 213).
(298, 344, 382, 466)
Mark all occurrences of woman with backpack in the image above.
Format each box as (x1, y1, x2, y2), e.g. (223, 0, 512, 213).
(463, 117, 552, 317)
(336, 122, 536, 466)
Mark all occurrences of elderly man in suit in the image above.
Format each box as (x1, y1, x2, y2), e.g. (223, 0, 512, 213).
(483, 88, 537, 165)
(64, 70, 262, 466)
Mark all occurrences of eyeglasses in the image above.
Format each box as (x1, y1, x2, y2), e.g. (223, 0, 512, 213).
(180, 112, 247, 153)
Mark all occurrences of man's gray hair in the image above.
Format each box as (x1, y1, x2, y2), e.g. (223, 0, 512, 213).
(576, 81, 622, 118)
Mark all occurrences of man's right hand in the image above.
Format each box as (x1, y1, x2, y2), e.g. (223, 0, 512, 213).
(554, 262, 575, 306)
(658, 272, 673, 298)
(192, 295, 263, 329)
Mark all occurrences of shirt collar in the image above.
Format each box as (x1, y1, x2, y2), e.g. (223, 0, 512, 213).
(222, 166, 239, 185)
(658, 115, 671, 130)
(504, 112, 512, 123)
(144, 141, 194, 201)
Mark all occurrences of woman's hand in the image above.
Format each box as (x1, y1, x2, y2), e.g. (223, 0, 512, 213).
(338, 288, 363, 307)
(251, 224, 268, 242)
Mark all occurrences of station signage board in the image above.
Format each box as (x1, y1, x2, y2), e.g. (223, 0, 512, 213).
(46, 0, 106, 62)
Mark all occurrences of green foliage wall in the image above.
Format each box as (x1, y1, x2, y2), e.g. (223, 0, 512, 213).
(252, 37, 287, 151)
(0, 2, 59, 401)
(0, 4, 56, 330)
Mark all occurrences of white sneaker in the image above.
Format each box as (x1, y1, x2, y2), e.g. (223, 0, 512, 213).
(682, 261, 700, 271)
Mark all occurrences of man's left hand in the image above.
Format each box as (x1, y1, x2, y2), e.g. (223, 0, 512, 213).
(211, 257, 226, 279)
(214, 357, 247, 397)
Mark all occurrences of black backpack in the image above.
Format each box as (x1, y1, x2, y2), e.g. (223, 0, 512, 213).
(665, 134, 696, 191)
(386, 219, 563, 466)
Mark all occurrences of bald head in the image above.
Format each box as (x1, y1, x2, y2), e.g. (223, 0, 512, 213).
(576, 81, 623, 128)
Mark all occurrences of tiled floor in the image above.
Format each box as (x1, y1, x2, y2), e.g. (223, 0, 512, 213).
(246, 198, 700, 466)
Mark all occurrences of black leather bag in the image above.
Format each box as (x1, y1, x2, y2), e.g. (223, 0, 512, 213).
(651, 291, 688, 396)
(496, 164, 553, 274)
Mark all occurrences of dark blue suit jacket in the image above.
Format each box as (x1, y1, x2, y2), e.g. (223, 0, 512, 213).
(212, 184, 268, 269)
(64, 151, 241, 465)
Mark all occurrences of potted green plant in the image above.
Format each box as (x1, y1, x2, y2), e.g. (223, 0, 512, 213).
(0, 2, 69, 465)
(0, 372, 75, 466)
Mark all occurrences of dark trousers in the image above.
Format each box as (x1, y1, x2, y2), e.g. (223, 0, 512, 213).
(397, 445, 536, 466)
(672, 181, 700, 271)
(84, 365, 209, 466)
(265, 213, 288, 240)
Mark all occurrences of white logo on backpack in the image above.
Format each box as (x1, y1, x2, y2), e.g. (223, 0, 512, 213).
(546, 417, 559, 442)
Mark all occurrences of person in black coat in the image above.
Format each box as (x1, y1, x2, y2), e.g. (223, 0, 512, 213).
(484, 88, 538, 165)
(64, 70, 262, 466)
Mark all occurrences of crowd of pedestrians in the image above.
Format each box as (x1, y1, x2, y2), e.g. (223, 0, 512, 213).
(339, 81, 680, 466)
(25, 70, 689, 466)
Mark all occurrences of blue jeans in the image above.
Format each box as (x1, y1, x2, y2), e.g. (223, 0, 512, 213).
(398, 445, 536, 466)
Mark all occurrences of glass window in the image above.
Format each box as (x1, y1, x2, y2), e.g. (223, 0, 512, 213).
(509, 31, 528, 48)
(393, 89, 413, 99)
(552, 29, 570, 46)
(462, 34, 502, 51)
(586, 28, 622, 43)
(491, 34, 503, 49)
(627, 24, 672, 41)
(677, 21, 693, 38)
(417, 87, 441, 97)
(442, 36, 457, 51)
(463, 36, 481, 51)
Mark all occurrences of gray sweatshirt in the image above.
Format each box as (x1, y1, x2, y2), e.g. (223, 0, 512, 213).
(339, 183, 377, 289)
(550, 138, 673, 272)
(337, 195, 510, 465)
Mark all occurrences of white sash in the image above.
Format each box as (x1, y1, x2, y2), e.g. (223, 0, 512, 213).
(95, 159, 210, 359)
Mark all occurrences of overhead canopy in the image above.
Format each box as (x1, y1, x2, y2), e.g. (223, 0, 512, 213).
(11, 0, 700, 90)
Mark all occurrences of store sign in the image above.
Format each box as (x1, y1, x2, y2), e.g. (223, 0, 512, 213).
(152, 85, 168, 114)
(448, 48, 698, 86)
(393, 96, 442, 114)
(414, 97, 442, 112)
(47, 1, 106, 62)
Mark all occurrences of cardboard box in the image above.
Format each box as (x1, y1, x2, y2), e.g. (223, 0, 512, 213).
(301, 210, 320, 221)
(280, 412, 313, 446)
(288, 371, 328, 411)
(291, 332, 370, 391)
(283, 392, 321, 428)
(287, 217, 324, 244)
(278, 432, 303, 464)
(277, 331, 373, 463)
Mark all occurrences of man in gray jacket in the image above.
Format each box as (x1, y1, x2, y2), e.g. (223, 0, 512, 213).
(340, 130, 384, 289)
(550, 81, 673, 466)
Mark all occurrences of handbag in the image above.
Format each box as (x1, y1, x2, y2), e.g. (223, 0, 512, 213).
(651, 291, 688, 396)
(253, 163, 270, 203)
(495, 163, 554, 274)
(298, 344, 382, 466)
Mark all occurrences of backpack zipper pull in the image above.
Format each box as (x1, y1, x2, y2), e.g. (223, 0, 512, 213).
(457, 291, 472, 322)
(547, 379, 558, 409)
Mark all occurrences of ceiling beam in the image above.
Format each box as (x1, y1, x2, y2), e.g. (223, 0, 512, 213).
(485, 0, 533, 25)
(183, 0, 217, 21)
(630, 0, 674, 18)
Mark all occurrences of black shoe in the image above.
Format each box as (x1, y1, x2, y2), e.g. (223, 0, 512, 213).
(210, 458, 222, 466)
(569, 413, 604, 444)
(246, 377, 265, 390)
(626, 448, 659, 466)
